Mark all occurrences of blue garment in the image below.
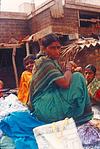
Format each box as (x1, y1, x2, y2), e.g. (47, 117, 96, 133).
(0, 111, 44, 149)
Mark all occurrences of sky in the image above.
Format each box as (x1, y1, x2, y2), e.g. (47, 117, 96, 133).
(1, 0, 46, 12)
(1, 0, 100, 12)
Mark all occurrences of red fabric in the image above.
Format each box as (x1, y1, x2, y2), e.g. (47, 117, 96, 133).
(95, 89, 100, 101)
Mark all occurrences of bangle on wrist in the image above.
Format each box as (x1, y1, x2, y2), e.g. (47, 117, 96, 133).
(66, 67, 71, 71)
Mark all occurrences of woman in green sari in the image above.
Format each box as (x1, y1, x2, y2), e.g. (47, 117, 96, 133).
(29, 33, 93, 126)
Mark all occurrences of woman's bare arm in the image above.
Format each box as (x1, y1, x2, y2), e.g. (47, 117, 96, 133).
(55, 63, 72, 88)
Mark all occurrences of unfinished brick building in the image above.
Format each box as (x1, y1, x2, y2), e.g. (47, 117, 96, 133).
(0, 0, 100, 88)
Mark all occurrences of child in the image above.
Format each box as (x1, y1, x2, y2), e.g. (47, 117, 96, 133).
(18, 54, 36, 105)
(84, 64, 100, 104)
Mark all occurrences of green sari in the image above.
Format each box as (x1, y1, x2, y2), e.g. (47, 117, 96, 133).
(30, 56, 93, 125)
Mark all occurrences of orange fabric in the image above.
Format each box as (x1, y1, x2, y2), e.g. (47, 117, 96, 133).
(18, 70, 32, 105)
(0, 82, 4, 97)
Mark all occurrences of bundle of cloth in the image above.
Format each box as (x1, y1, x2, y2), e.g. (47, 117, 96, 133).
(0, 93, 100, 149)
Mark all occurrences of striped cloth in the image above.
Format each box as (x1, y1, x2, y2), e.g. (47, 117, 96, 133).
(30, 56, 64, 99)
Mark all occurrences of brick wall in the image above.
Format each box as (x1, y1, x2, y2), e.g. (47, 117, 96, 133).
(28, 7, 79, 37)
(28, 8, 52, 34)
(0, 19, 29, 43)
(0, 6, 100, 43)
(0, 12, 29, 43)
(52, 8, 79, 34)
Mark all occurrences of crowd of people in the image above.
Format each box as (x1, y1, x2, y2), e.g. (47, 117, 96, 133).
(0, 33, 100, 149)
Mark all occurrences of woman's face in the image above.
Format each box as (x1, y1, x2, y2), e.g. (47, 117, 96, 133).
(44, 41, 61, 59)
(84, 69, 95, 84)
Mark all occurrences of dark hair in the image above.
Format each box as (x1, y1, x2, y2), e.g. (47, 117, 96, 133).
(41, 33, 60, 48)
(23, 54, 36, 67)
(85, 64, 96, 74)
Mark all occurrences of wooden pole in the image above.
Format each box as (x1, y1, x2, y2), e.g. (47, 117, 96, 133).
(12, 46, 18, 88)
(26, 42, 30, 56)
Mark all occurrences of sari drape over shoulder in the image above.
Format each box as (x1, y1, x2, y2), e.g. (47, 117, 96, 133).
(30, 56, 93, 125)
(30, 56, 64, 98)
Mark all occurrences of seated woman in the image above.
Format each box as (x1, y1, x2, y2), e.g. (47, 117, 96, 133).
(29, 33, 93, 126)
(28, 34, 100, 149)
(18, 54, 36, 105)
(84, 64, 100, 105)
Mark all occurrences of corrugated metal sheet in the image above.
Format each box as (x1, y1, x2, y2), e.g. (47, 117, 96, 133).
(79, 41, 100, 49)
(61, 38, 100, 61)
